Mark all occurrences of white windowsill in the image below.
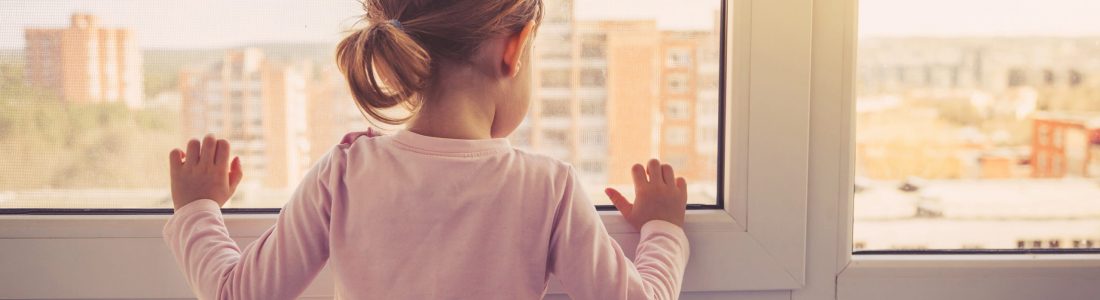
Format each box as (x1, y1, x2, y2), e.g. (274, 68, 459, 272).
(846, 253, 1100, 269)
(0, 208, 740, 239)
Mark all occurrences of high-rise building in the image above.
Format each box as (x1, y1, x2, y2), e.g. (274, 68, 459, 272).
(518, 1, 721, 186)
(659, 29, 721, 182)
(578, 20, 662, 185)
(521, 16, 663, 186)
(307, 67, 370, 162)
(179, 48, 311, 189)
(512, 0, 576, 161)
(24, 13, 143, 107)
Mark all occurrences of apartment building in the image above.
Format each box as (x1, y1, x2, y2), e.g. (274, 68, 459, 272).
(24, 13, 143, 107)
(1030, 112, 1100, 178)
(306, 68, 370, 162)
(521, 2, 722, 186)
(659, 29, 721, 182)
(179, 48, 310, 189)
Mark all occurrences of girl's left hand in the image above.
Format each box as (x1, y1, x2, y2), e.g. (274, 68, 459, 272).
(168, 134, 244, 209)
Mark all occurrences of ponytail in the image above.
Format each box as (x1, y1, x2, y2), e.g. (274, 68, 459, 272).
(336, 19, 431, 125)
(336, 0, 543, 125)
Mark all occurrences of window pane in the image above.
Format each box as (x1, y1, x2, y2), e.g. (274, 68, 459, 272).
(0, 0, 723, 209)
(855, 0, 1100, 250)
(520, 0, 723, 206)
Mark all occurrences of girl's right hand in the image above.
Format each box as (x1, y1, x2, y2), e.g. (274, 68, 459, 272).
(605, 159, 688, 229)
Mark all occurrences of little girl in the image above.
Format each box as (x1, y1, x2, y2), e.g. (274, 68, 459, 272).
(163, 0, 690, 299)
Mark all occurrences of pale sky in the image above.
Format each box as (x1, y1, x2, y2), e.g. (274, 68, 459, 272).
(860, 0, 1100, 37)
(0, 0, 1098, 49)
(0, 0, 718, 49)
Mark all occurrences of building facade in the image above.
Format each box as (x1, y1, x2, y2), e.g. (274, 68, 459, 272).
(179, 48, 310, 189)
(24, 13, 143, 107)
(306, 67, 370, 162)
(1031, 113, 1100, 178)
(517, 0, 722, 187)
(658, 29, 721, 182)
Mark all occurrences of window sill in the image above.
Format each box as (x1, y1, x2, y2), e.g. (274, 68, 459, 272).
(837, 254, 1100, 300)
(0, 208, 741, 239)
(0, 208, 805, 298)
(847, 253, 1100, 269)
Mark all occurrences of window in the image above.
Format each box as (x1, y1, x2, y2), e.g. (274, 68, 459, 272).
(2, 1, 850, 298)
(579, 160, 605, 173)
(855, 0, 1100, 251)
(580, 129, 606, 146)
(579, 68, 605, 87)
(665, 73, 690, 94)
(542, 129, 569, 146)
(665, 100, 691, 120)
(540, 70, 571, 88)
(1, 2, 724, 213)
(540, 98, 570, 118)
(666, 47, 693, 68)
(580, 97, 605, 116)
(580, 36, 606, 58)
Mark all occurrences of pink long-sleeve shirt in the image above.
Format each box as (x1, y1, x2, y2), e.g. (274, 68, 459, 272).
(163, 129, 690, 300)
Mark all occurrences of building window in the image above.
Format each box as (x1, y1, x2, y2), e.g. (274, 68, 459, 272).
(580, 69, 605, 87)
(541, 70, 570, 88)
(666, 73, 690, 94)
(667, 47, 693, 68)
(537, 32, 573, 60)
(580, 160, 605, 173)
(580, 37, 606, 58)
(666, 100, 691, 120)
(580, 98, 605, 116)
(541, 99, 570, 118)
(580, 130, 606, 147)
(543, 129, 569, 146)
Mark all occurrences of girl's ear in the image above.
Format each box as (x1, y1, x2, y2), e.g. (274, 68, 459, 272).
(501, 21, 537, 77)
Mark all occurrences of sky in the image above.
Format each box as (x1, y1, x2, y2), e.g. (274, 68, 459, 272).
(0, 0, 719, 49)
(859, 0, 1100, 37)
(1, 0, 1099, 49)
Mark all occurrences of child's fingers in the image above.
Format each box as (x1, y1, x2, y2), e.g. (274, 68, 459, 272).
(676, 177, 688, 202)
(631, 164, 648, 185)
(646, 159, 663, 183)
(605, 188, 633, 216)
(661, 164, 675, 185)
(186, 139, 201, 165)
(214, 139, 231, 170)
(200, 134, 217, 166)
(168, 149, 184, 174)
(229, 157, 244, 190)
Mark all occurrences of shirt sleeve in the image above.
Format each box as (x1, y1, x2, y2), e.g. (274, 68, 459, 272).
(548, 167, 691, 300)
(162, 148, 345, 300)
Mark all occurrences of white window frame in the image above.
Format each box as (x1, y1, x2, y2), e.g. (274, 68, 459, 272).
(819, 0, 1100, 299)
(0, 0, 827, 298)
(44, 0, 1100, 299)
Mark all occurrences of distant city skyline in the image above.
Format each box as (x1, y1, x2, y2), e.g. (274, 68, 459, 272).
(861, 0, 1100, 37)
(0, 0, 720, 49)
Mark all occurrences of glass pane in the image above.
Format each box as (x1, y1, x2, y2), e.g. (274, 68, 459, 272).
(855, 0, 1100, 250)
(520, 0, 723, 206)
(0, 0, 722, 209)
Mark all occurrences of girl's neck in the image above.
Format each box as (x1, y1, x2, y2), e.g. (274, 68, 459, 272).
(405, 75, 498, 140)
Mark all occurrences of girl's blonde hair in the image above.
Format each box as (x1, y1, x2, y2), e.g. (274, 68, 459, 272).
(336, 0, 544, 125)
